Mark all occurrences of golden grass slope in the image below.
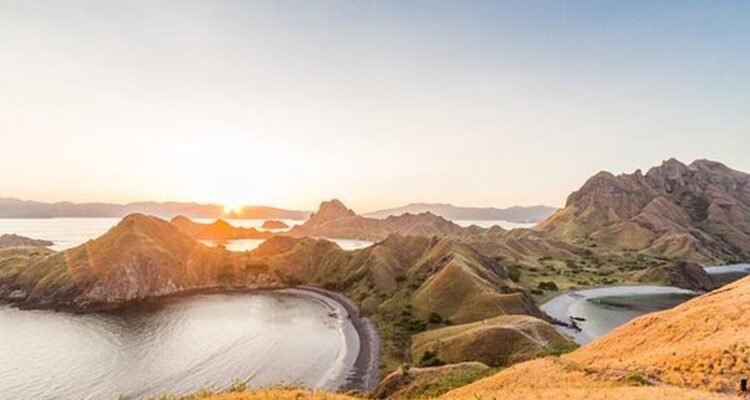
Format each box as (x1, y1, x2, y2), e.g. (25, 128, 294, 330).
(411, 315, 574, 367)
(566, 275, 750, 392)
(440, 357, 732, 400)
(371, 362, 491, 399)
(197, 389, 357, 400)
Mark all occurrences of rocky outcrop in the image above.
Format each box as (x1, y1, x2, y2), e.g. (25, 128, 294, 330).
(632, 261, 715, 291)
(170, 216, 271, 240)
(539, 159, 750, 263)
(261, 220, 289, 230)
(0, 234, 53, 249)
(287, 199, 471, 241)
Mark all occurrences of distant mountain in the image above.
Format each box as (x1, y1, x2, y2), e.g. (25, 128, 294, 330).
(170, 216, 271, 240)
(287, 199, 477, 241)
(539, 159, 750, 263)
(365, 203, 556, 223)
(0, 198, 309, 220)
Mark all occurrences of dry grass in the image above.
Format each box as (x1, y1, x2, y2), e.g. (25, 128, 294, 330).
(198, 389, 358, 400)
(411, 315, 574, 367)
(439, 358, 735, 400)
(567, 275, 750, 392)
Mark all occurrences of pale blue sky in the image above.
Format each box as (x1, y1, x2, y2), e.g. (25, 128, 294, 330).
(1, 1, 748, 211)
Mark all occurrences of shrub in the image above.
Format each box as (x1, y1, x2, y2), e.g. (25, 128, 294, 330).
(418, 350, 446, 367)
(507, 265, 522, 282)
(537, 281, 558, 291)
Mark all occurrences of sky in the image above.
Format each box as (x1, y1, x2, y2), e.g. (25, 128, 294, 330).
(1, 0, 749, 212)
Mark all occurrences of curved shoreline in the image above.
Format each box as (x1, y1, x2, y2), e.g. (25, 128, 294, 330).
(290, 286, 381, 392)
(1, 284, 381, 393)
(541, 285, 697, 344)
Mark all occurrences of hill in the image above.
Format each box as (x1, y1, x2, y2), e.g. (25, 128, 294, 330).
(539, 159, 750, 263)
(287, 200, 478, 241)
(365, 203, 556, 223)
(0, 214, 551, 373)
(0, 198, 309, 219)
(435, 276, 750, 399)
(0, 214, 275, 308)
(171, 216, 272, 240)
(565, 274, 750, 392)
(252, 233, 546, 369)
(410, 315, 575, 367)
(0, 233, 54, 249)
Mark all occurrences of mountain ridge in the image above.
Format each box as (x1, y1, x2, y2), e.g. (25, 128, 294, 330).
(539, 158, 750, 263)
(365, 203, 556, 223)
(0, 198, 309, 220)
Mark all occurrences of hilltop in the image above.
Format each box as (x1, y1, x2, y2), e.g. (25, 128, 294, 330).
(0, 214, 276, 308)
(286, 200, 473, 241)
(539, 159, 750, 263)
(365, 203, 556, 223)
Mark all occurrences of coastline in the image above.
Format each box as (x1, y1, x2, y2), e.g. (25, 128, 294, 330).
(541, 285, 697, 344)
(0, 283, 381, 393)
(284, 286, 381, 392)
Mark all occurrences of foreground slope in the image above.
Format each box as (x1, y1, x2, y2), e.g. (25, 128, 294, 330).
(440, 357, 731, 400)
(566, 274, 750, 392)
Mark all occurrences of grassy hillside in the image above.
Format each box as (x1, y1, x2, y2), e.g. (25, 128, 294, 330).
(252, 234, 545, 371)
(566, 275, 750, 392)
(410, 315, 575, 368)
(439, 357, 730, 400)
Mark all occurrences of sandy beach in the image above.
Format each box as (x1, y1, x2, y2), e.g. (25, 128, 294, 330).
(281, 286, 381, 392)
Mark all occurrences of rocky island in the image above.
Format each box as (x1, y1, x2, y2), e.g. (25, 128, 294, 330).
(262, 219, 290, 230)
(0, 233, 53, 249)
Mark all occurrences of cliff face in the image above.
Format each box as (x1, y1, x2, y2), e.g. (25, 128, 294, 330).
(631, 261, 715, 291)
(540, 159, 750, 263)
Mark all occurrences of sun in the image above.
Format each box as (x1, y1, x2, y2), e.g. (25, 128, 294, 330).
(222, 203, 245, 216)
